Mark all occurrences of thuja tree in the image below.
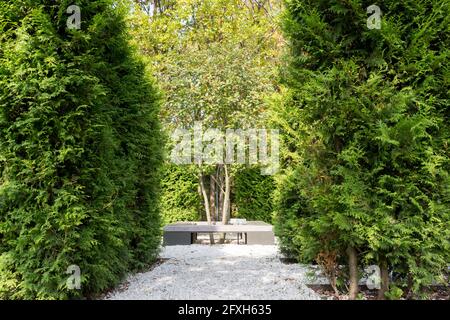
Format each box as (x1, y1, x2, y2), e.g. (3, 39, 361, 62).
(0, 0, 163, 299)
(274, 0, 449, 299)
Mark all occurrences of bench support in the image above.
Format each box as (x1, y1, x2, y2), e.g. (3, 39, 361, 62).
(163, 231, 192, 246)
(246, 231, 275, 245)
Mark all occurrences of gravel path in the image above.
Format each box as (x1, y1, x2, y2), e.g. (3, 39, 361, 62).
(105, 244, 322, 300)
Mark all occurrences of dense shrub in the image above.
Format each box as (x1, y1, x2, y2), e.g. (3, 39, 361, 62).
(273, 167, 313, 261)
(234, 167, 275, 223)
(274, 0, 449, 298)
(160, 164, 202, 224)
(0, 0, 163, 299)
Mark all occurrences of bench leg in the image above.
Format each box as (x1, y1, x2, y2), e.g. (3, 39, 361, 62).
(246, 231, 274, 245)
(163, 232, 192, 246)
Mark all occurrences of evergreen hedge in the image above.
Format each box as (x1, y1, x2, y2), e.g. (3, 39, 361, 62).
(234, 167, 275, 223)
(160, 165, 275, 225)
(274, 0, 449, 297)
(0, 0, 163, 299)
(160, 164, 202, 224)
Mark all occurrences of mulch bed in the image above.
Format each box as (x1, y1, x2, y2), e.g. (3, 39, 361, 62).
(308, 284, 450, 300)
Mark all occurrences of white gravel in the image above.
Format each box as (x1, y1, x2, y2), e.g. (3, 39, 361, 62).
(104, 244, 323, 300)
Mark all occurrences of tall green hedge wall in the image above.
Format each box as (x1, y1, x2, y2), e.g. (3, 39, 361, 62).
(160, 164, 202, 224)
(0, 0, 163, 299)
(234, 167, 275, 223)
(274, 0, 449, 296)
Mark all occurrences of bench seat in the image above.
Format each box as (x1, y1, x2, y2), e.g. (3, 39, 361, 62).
(163, 221, 274, 245)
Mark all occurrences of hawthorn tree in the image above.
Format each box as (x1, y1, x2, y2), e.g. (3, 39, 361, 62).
(129, 0, 282, 236)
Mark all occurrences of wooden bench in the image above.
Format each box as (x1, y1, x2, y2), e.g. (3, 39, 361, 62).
(163, 221, 274, 246)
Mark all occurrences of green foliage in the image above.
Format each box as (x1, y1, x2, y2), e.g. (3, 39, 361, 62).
(273, 167, 315, 262)
(129, 0, 282, 130)
(0, 0, 163, 299)
(274, 0, 449, 296)
(384, 285, 404, 300)
(234, 167, 275, 223)
(129, 0, 282, 131)
(160, 164, 201, 224)
(0, 252, 19, 299)
(129, 0, 283, 224)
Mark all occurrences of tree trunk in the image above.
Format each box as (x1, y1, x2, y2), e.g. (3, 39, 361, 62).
(377, 257, 389, 300)
(215, 166, 221, 221)
(209, 174, 216, 244)
(346, 246, 359, 299)
(222, 164, 231, 224)
(329, 274, 340, 297)
(405, 274, 414, 299)
(218, 167, 224, 220)
(152, 0, 158, 16)
(199, 173, 214, 244)
(219, 164, 231, 243)
(209, 174, 216, 222)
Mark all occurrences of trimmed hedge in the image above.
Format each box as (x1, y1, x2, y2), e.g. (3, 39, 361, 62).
(274, 0, 449, 297)
(234, 167, 275, 223)
(160, 164, 202, 224)
(0, 0, 163, 299)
